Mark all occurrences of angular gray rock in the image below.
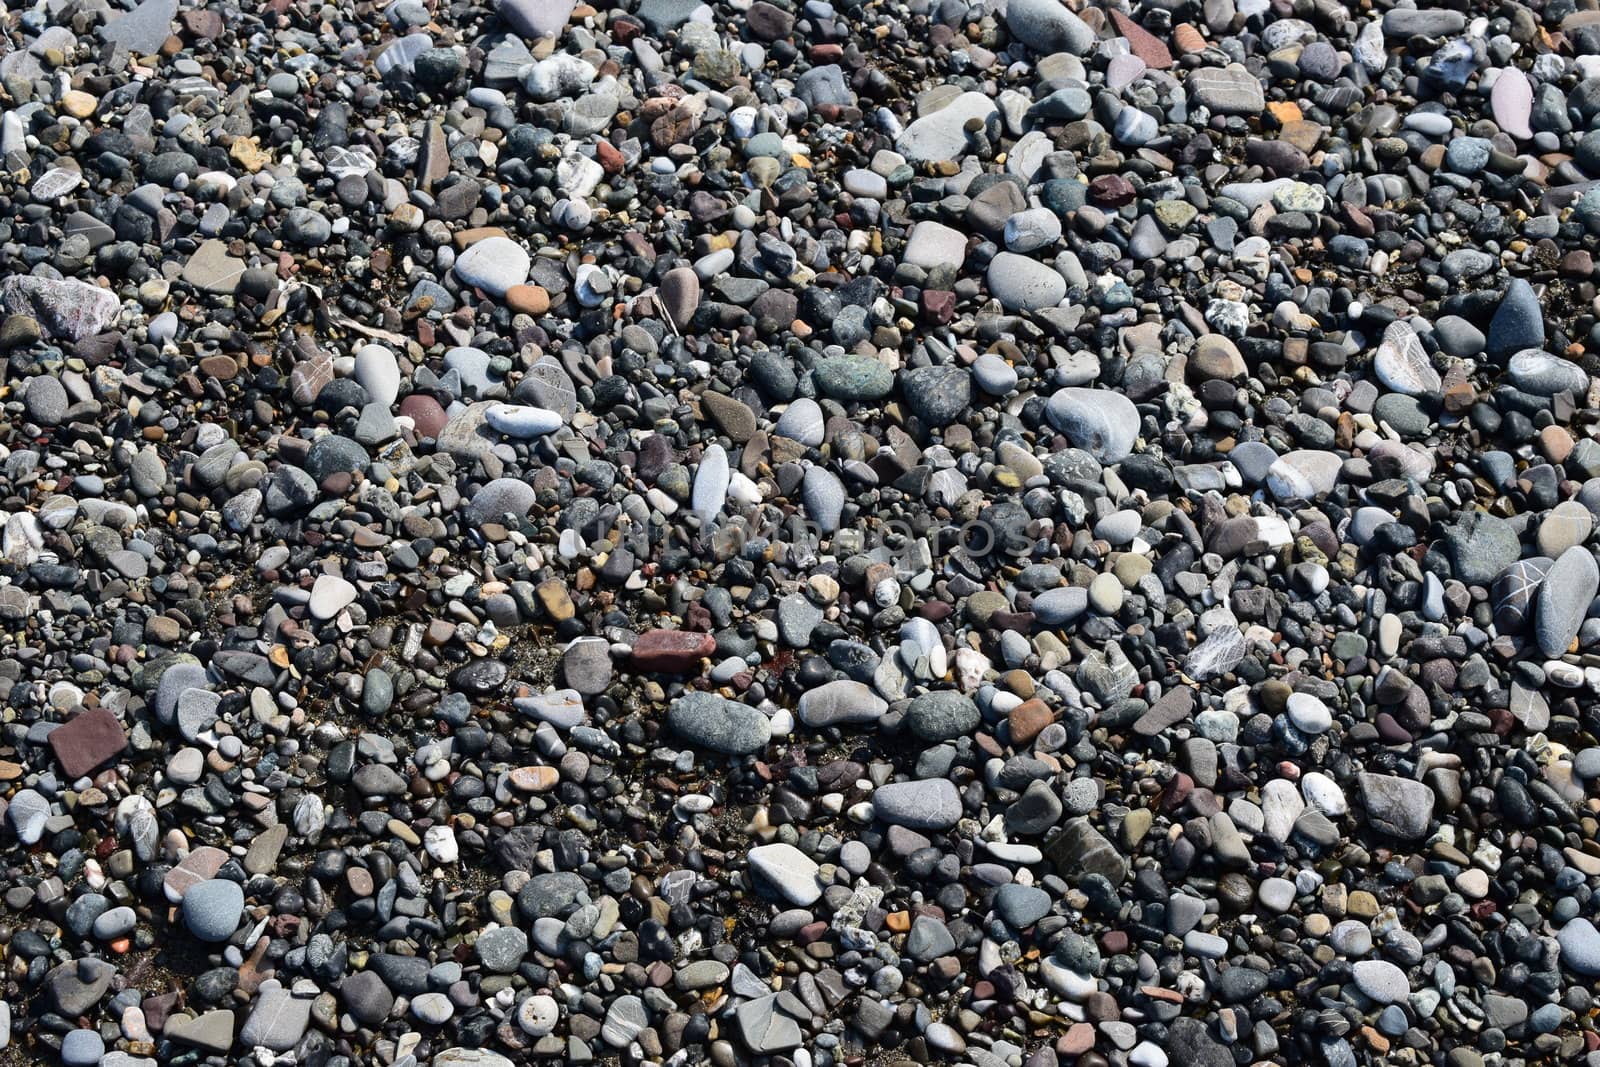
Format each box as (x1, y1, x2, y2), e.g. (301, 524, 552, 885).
(897, 92, 997, 162)
(1357, 773, 1435, 840)
(497, 0, 576, 38)
(1042, 818, 1129, 883)
(0, 276, 119, 341)
(101, 0, 178, 53)
(747, 843, 822, 905)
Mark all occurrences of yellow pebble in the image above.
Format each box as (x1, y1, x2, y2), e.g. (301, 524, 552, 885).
(59, 90, 97, 119)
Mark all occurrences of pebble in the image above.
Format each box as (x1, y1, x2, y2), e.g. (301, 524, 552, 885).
(972, 354, 1018, 395)
(796, 680, 886, 728)
(897, 92, 998, 162)
(1487, 278, 1544, 357)
(801, 465, 846, 532)
(1003, 0, 1095, 55)
(1352, 960, 1411, 1004)
(988, 252, 1065, 311)
(181, 879, 244, 943)
(774, 398, 824, 446)
(872, 779, 962, 829)
(905, 690, 979, 742)
(666, 692, 772, 755)
(308, 574, 358, 620)
(61, 1030, 105, 1067)
(1045, 388, 1140, 463)
(518, 994, 559, 1036)
(485, 403, 563, 438)
(24, 375, 68, 426)
(1558, 918, 1600, 976)
(498, 0, 575, 37)
(993, 883, 1052, 928)
(1536, 546, 1599, 657)
(1373, 321, 1440, 395)
(747, 843, 823, 905)
(904, 221, 968, 268)
(453, 236, 531, 297)
(1286, 693, 1333, 735)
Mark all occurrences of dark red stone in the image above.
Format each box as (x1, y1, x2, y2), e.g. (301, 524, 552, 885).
(1089, 174, 1136, 206)
(400, 394, 448, 438)
(48, 706, 126, 779)
(921, 289, 956, 324)
(180, 10, 224, 38)
(611, 16, 643, 44)
(990, 609, 1035, 632)
(1110, 10, 1173, 69)
(596, 140, 625, 176)
(1160, 771, 1194, 812)
(630, 629, 716, 672)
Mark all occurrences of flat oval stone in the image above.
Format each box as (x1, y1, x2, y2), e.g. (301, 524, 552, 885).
(353, 344, 400, 407)
(796, 680, 887, 727)
(1491, 67, 1533, 139)
(988, 251, 1066, 311)
(747, 843, 822, 905)
(1507, 349, 1588, 396)
(692, 443, 730, 515)
(666, 692, 771, 755)
(453, 235, 531, 297)
(871, 778, 962, 829)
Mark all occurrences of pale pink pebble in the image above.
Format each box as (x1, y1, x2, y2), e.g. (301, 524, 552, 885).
(1491, 67, 1533, 139)
(1107, 54, 1147, 91)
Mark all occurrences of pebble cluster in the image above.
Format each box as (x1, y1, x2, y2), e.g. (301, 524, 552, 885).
(7, 0, 1600, 1066)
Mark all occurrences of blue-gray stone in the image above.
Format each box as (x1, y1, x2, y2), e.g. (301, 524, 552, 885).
(1535, 546, 1599, 657)
(182, 879, 244, 942)
(101, 0, 178, 53)
(666, 692, 771, 756)
(1487, 279, 1544, 358)
(992, 883, 1052, 928)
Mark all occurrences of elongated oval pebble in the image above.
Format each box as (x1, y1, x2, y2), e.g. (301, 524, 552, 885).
(485, 403, 563, 437)
(692, 443, 730, 515)
(1491, 67, 1532, 139)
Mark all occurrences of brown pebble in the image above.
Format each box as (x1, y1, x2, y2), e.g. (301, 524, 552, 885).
(506, 284, 550, 316)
